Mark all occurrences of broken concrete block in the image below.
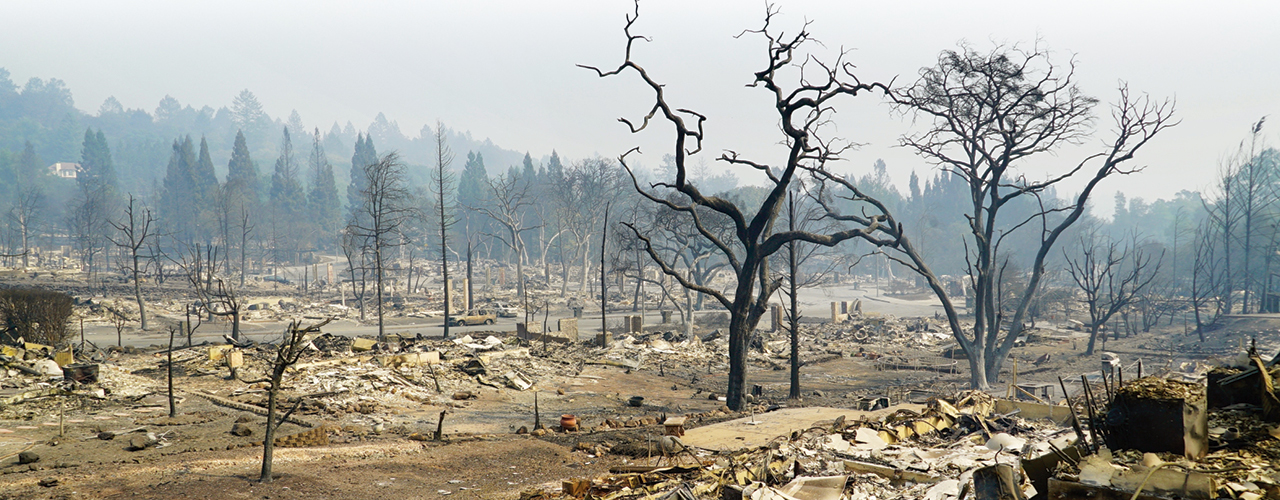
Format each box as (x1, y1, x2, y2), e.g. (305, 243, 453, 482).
(558, 318, 579, 341)
(351, 337, 376, 352)
(17, 451, 39, 464)
(225, 350, 244, 369)
(208, 345, 232, 361)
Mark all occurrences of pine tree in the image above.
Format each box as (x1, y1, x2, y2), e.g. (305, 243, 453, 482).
(72, 129, 116, 275)
(11, 141, 45, 268)
(159, 137, 199, 242)
(521, 152, 536, 182)
(545, 150, 564, 183)
(457, 151, 489, 240)
(16, 140, 42, 188)
(78, 128, 116, 193)
(231, 89, 268, 149)
(457, 151, 488, 207)
(347, 133, 378, 220)
(269, 128, 306, 261)
(194, 137, 219, 202)
(226, 130, 259, 204)
(308, 127, 341, 245)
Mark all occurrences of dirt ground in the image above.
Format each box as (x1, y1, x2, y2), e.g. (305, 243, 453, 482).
(1, 435, 624, 500)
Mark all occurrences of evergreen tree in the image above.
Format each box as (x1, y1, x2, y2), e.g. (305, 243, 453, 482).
(308, 127, 341, 245)
(98, 96, 123, 115)
(231, 89, 268, 149)
(457, 151, 488, 207)
(226, 130, 259, 205)
(159, 136, 199, 242)
(193, 137, 219, 203)
(270, 129, 305, 213)
(521, 152, 536, 182)
(15, 140, 42, 188)
(78, 128, 116, 192)
(286, 110, 305, 139)
(10, 141, 45, 267)
(457, 151, 489, 239)
(347, 133, 377, 219)
(269, 128, 306, 261)
(545, 150, 564, 183)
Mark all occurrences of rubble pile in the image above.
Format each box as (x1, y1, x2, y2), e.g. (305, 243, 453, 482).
(521, 392, 1077, 500)
(520, 346, 1280, 500)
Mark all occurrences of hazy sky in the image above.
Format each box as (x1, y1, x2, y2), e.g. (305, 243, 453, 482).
(3, 1, 1277, 210)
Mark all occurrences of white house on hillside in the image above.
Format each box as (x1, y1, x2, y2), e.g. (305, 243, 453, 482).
(49, 162, 80, 179)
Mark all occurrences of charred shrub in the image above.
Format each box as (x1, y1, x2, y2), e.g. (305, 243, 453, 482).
(0, 288, 73, 345)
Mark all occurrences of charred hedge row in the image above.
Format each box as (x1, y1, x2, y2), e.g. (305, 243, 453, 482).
(0, 288, 73, 345)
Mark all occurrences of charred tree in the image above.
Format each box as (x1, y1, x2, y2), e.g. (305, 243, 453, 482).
(1065, 234, 1163, 355)
(347, 152, 415, 339)
(108, 194, 156, 331)
(432, 121, 458, 339)
(237, 318, 332, 483)
(583, 3, 893, 410)
(886, 43, 1175, 388)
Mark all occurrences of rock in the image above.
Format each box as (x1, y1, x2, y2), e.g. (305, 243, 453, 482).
(128, 434, 157, 451)
(452, 391, 476, 400)
(531, 428, 547, 437)
(231, 423, 254, 436)
(812, 390, 825, 398)
(351, 337, 377, 352)
(97, 432, 115, 440)
(515, 426, 528, 434)
(17, 451, 39, 464)
(38, 477, 58, 487)
(235, 415, 253, 423)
